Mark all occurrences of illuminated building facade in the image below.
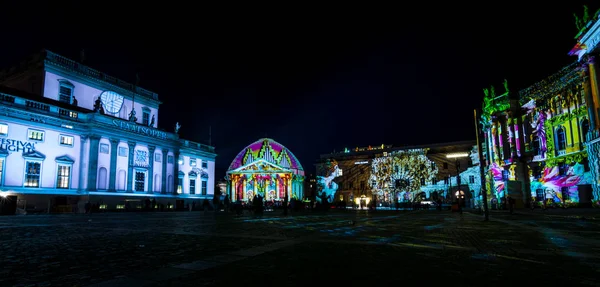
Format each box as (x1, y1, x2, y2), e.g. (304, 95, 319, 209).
(478, 8, 600, 207)
(570, 10, 600, 205)
(0, 50, 216, 212)
(481, 72, 593, 207)
(226, 138, 304, 202)
(315, 141, 479, 207)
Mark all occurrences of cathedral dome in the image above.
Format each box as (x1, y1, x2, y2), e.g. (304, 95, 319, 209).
(227, 138, 304, 175)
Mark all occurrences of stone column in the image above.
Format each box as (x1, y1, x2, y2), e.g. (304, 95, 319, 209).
(86, 135, 101, 191)
(161, 148, 168, 194)
(147, 146, 156, 194)
(583, 60, 597, 132)
(78, 135, 88, 192)
(173, 149, 180, 195)
(108, 138, 119, 192)
(500, 116, 510, 162)
(126, 141, 136, 193)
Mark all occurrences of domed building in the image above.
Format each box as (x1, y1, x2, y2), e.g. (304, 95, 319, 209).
(226, 138, 305, 202)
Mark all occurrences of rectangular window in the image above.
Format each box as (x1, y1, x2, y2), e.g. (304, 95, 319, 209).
(134, 171, 146, 191)
(142, 111, 150, 125)
(28, 129, 44, 141)
(155, 153, 161, 162)
(118, 147, 128, 157)
(190, 159, 196, 167)
(469, 175, 475, 184)
(189, 179, 196, 194)
(201, 161, 208, 169)
(24, 161, 41, 187)
(201, 180, 207, 195)
(177, 177, 183, 194)
(0, 123, 7, 135)
(99, 143, 109, 154)
(56, 165, 71, 189)
(168, 155, 174, 164)
(59, 86, 72, 103)
(59, 135, 74, 146)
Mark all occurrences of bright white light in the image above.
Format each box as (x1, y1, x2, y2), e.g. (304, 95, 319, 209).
(446, 153, 469, 158)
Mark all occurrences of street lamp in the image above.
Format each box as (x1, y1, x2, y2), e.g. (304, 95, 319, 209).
(446, 153, 469, 214)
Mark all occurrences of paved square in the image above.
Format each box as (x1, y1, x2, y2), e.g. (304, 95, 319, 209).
(1, 210, 599, 286)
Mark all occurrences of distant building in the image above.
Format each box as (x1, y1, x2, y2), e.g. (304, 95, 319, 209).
(315, 141, 479, 207)
(303, 173, 317, 199)
(0, 50, 216, 212)
(226, 138, 304, 202)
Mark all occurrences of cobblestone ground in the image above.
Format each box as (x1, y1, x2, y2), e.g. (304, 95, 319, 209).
(0, 209, 599, 286)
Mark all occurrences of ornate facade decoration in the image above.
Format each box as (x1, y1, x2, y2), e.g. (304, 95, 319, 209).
(226, 138, 304, 202)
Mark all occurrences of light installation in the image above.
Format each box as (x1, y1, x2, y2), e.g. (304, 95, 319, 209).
(369, 149, 438, 203)
(315, 159, 340, 203)
(226, 138, 305, 202)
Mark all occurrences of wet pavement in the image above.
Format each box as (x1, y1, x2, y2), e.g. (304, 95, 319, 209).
(1, 209, 599, 286)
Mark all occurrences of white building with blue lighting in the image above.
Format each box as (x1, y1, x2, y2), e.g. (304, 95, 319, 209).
(0, 50, 216, 212)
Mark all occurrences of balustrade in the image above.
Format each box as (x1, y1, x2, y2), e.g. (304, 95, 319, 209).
(45, 51, 159, 101)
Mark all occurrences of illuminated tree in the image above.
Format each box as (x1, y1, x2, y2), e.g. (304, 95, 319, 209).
(369, 149, 438, 202)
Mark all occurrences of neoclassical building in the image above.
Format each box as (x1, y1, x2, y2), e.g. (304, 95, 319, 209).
(0, 50, 216, 212)
(226, 138, 304, 202)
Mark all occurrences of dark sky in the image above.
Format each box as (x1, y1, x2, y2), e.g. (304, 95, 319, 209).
(1, 2, 598, 179)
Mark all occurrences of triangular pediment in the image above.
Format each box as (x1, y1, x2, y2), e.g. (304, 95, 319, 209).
(230, 159, 290, 173)
(55, 155, 75, 163)
(23, 150, 46, 159)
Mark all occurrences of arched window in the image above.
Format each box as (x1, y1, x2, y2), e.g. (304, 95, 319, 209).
(118, 170, 126, 190)
(154, 174, 160, 192)
(97, 167, 108, 190)
(581, 119, 590, 143)
(556, 127, 566, 151)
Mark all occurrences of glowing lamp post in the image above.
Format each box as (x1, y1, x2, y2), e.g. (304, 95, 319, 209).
(446, 152, 469, 213)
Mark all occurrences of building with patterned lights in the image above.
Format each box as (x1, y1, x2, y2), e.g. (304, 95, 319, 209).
(315, 141, 480, 208)
(477, 9, 600, 208)
(226, 138, 304, 202)
(0, 50, 216, 213)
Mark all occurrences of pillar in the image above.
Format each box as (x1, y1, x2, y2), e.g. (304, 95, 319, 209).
(161, 148, 168, 194)
(147, 146, 156, 193)
(588, 56, 600, 130)
(78, 135, 88, 192)
(583, 60, 597, 132)
(86, 135, 101, 191)
(108, 138, 119, 192)
(172, 149, 180, 195)
(126, 141, 136, 193)
(499, 116, 510, 162)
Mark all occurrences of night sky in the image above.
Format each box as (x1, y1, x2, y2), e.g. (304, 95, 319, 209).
(1, 2, 598, 179)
